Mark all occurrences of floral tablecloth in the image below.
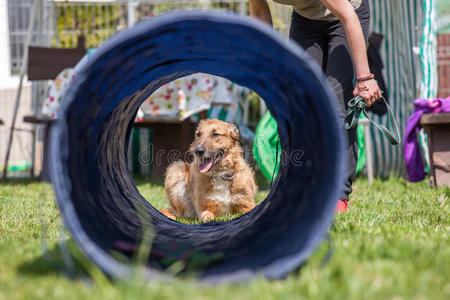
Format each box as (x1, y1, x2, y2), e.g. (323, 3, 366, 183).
(134, 73, 246, 121)
(41, 68, 76, 119)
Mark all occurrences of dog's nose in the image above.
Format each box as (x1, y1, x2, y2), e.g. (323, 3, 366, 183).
(194, 145, 206, 156)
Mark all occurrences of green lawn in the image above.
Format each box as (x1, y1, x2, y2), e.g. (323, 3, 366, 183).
(0, 176, 449, 299)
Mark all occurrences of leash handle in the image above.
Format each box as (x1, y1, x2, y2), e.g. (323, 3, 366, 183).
(344, 97, 365, 130)
(344, 96, 401, 145)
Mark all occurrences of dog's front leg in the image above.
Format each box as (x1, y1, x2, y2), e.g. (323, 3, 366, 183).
(232, 196, 255, 215)
(231, 183, 255, 214)
(197, 198, 219, 222)
(160, 208, 176, 220)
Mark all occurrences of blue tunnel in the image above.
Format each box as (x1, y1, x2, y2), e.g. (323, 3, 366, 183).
(49, 11, 346, 283)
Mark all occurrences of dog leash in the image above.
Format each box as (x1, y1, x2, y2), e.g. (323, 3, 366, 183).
(344, 96, 401, 145)
(271, 138, 280, 187)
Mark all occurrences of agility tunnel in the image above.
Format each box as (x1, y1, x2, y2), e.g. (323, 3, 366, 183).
(49, 11, 346, 283)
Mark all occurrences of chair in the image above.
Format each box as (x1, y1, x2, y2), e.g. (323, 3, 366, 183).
(21, 37, 86, 179)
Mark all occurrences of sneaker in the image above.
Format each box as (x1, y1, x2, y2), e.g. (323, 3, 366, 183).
(335, 199, 348, 212)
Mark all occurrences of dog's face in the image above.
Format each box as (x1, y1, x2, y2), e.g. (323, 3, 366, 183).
(191, 119, 239, 174)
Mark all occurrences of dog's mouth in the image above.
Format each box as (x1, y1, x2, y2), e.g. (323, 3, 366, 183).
(198, 150, 224, 173)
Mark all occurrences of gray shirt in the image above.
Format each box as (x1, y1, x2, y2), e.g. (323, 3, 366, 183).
(273, 0, 362, 21)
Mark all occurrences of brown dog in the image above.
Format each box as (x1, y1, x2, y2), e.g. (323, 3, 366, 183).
(161, 119, 257, 222)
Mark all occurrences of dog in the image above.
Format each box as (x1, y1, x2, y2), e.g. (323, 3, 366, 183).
(161, 119, 257, 222)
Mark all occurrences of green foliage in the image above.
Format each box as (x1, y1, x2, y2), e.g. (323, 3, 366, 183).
(56, 4, 122, 48)
(0, 177, 449, 299)
(54, 2, 249, 49)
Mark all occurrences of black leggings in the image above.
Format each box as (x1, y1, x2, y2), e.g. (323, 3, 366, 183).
(289, 0, 370, 200)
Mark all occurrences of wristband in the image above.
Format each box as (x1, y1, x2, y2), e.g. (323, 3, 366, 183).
(356, 73, 375, 82)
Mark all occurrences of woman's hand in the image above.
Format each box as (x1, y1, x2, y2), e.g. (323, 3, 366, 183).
(319, 0, 381, 107)
(353, 78, 382, 107)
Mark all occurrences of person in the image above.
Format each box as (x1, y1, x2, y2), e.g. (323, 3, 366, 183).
(249, 0, 381, 212)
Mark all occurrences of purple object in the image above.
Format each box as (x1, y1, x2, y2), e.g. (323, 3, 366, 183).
(404, 97, 450, 182)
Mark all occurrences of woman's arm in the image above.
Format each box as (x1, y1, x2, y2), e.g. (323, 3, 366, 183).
(320, 0, 381, 106)
(248, 0, 273, 26)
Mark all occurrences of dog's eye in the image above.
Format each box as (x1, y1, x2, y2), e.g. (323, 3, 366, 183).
(196, 132, 201, 138)
(212, 133, 221, 138)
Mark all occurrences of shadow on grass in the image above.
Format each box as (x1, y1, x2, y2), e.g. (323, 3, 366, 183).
(0, 177, 44, 186)
(133, 175, 164, 187)
(17, 242, 88, 279)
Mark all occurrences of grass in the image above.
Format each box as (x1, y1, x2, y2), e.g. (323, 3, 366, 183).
(0, 176, 449, 299)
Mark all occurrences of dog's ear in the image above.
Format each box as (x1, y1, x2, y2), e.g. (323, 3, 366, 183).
(196, 119, 205, 130)
(195, 119, 206, 136)
(229, 123, 240, 141)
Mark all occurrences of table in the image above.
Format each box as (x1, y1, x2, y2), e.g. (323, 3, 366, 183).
(420, 112, 450, 187)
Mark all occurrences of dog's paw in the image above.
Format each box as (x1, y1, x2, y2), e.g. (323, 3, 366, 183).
(160, 208, 176, 220)
(200, 211, 215, 222)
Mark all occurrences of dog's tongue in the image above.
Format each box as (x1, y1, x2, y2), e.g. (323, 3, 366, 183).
(199, 159, 213, 173)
